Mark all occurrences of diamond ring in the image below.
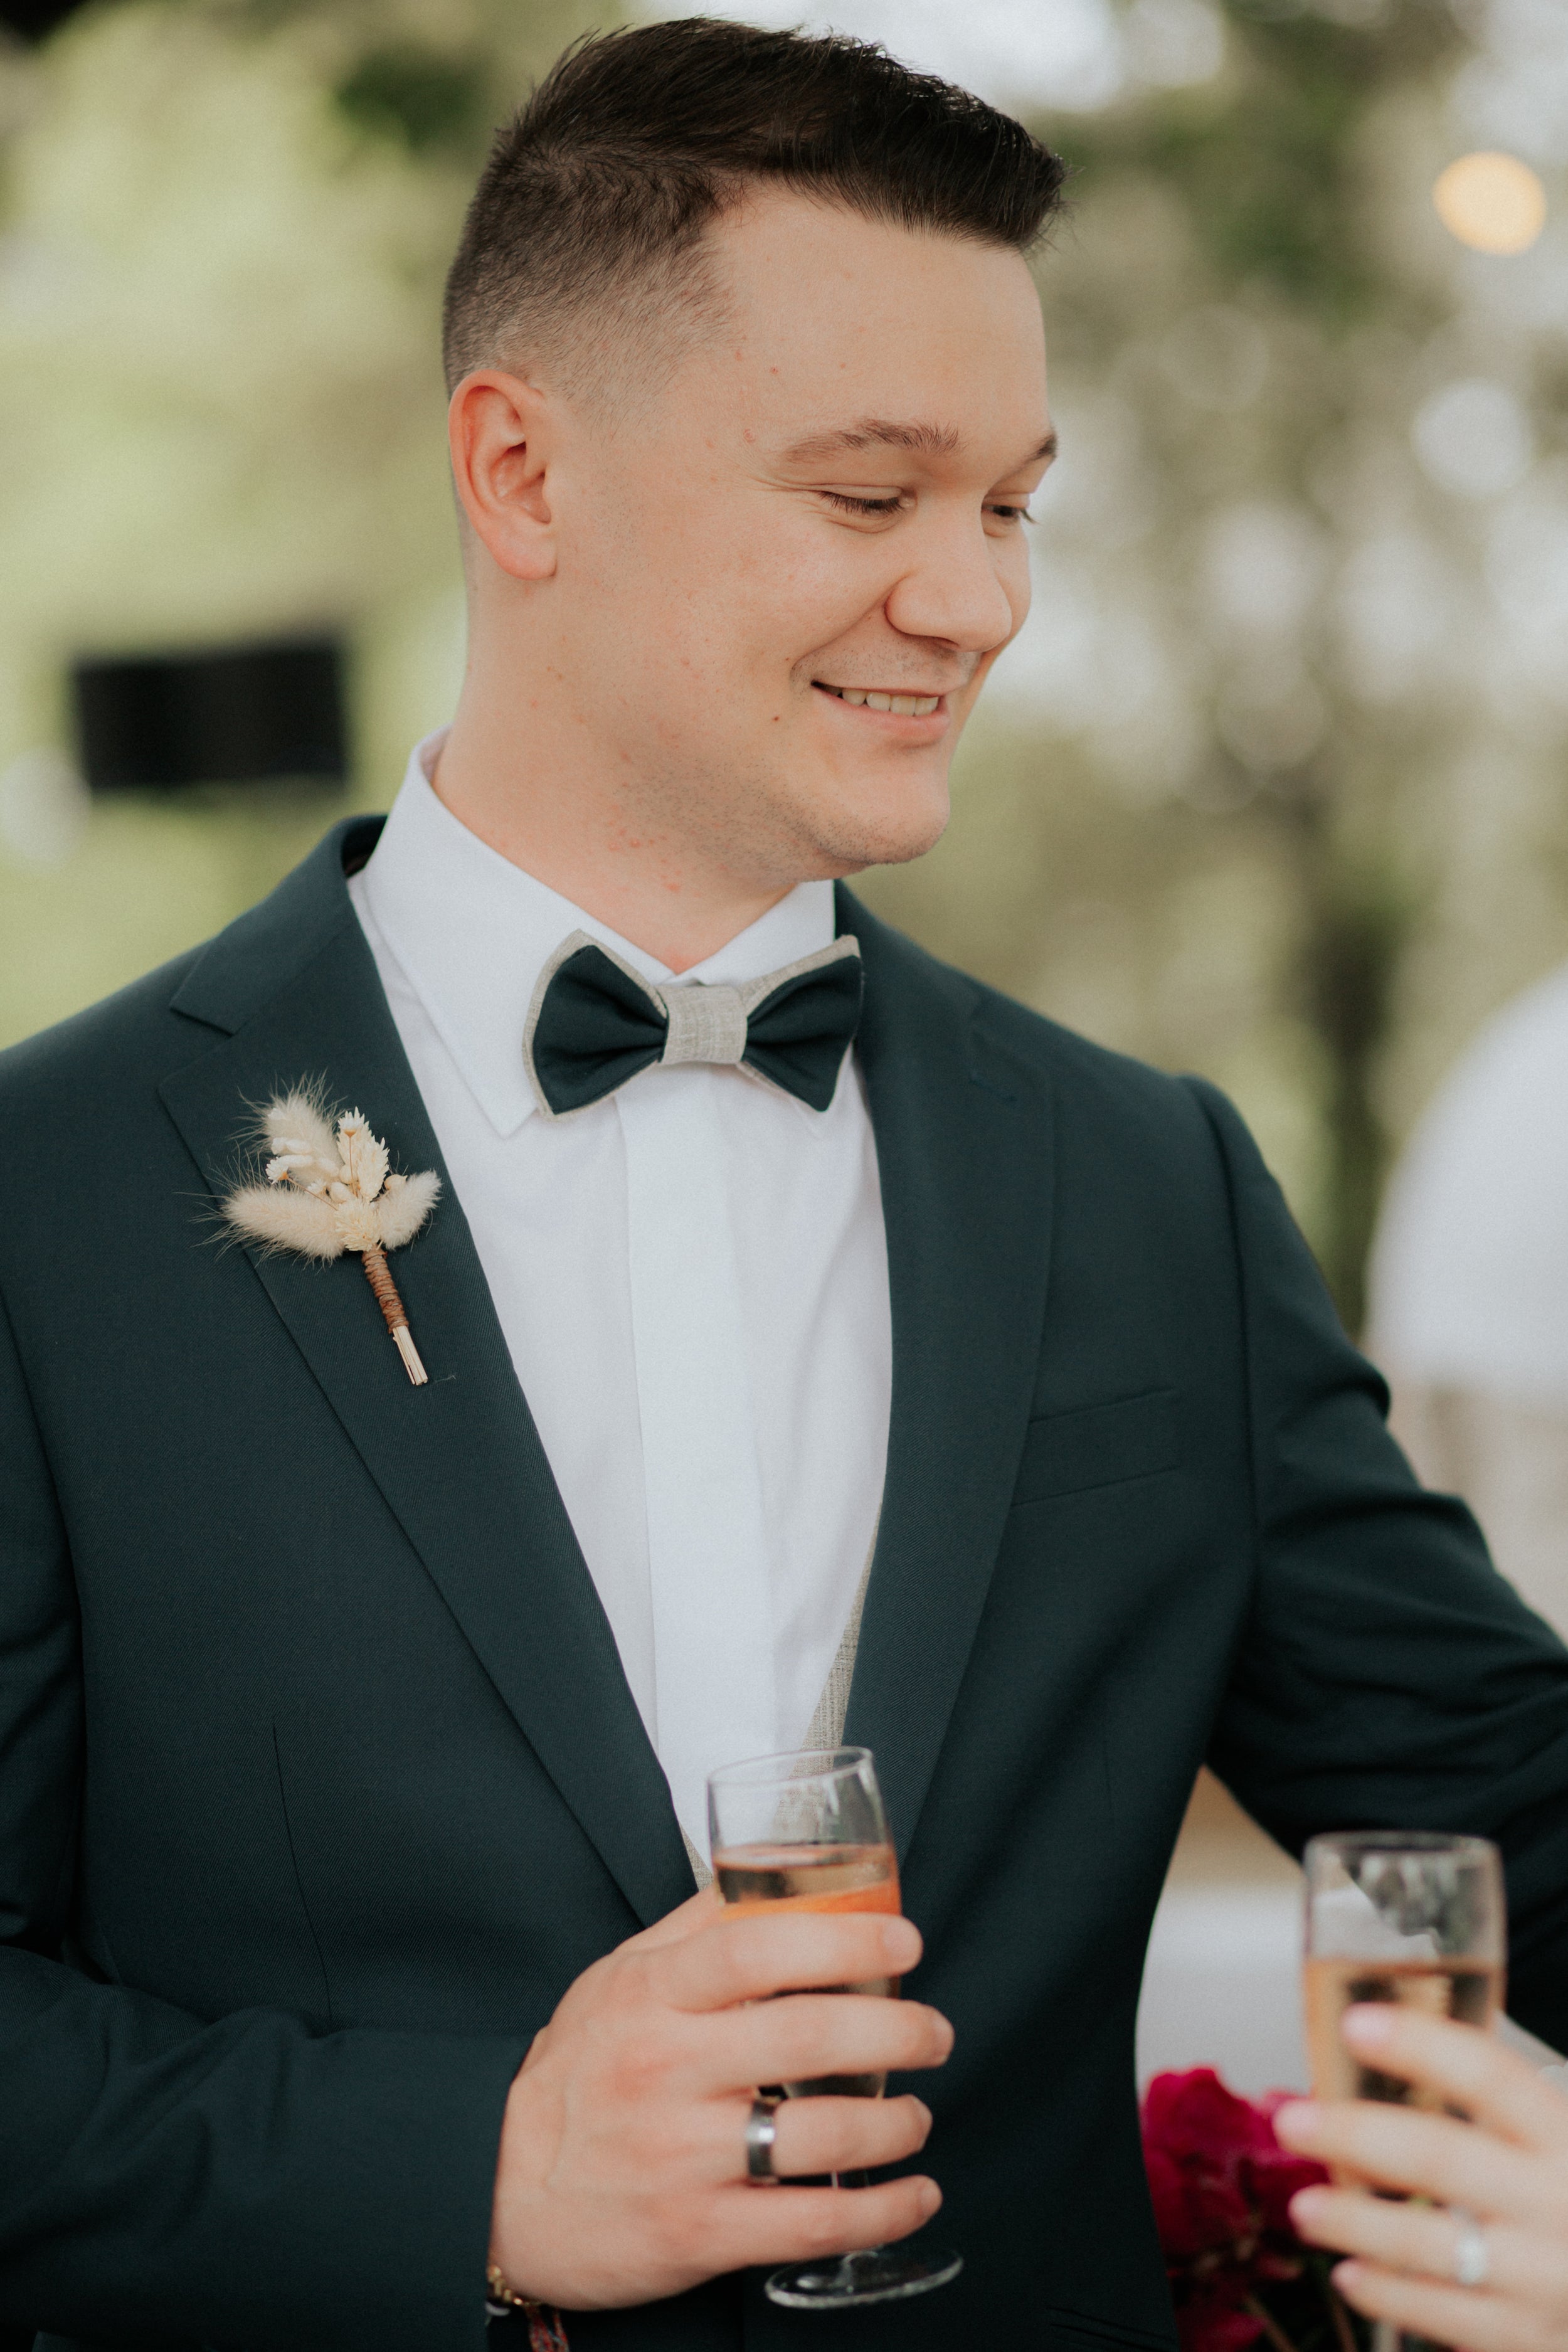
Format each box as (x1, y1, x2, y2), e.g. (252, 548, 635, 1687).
(1453, 2213, 1490, 2289)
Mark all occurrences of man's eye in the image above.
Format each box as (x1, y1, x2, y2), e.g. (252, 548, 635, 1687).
(820, 491, 904, 516)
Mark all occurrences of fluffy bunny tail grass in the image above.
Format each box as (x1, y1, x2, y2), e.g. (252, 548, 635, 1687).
(376, 1168, 442, 1249)
(223, 1183, 344, 1260)
(260, 1086, 339, 1170)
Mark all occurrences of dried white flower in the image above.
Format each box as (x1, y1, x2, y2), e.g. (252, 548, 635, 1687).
(221, 1089, 441, 1385)
(332, 1197, 382, 1253)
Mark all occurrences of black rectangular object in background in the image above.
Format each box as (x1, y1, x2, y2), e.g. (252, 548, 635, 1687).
(0, 1, 87, 38)
(73, 637, 347, 792)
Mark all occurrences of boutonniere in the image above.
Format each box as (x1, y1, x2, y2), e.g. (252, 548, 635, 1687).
(221, 1091, 441, 1385)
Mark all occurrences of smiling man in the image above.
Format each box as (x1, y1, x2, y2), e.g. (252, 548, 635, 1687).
(434, 135, 1055, 957)
(7, 19, 1568, 2352)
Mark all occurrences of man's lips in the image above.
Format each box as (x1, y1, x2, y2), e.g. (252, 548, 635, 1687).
(812, 682, 951, 718)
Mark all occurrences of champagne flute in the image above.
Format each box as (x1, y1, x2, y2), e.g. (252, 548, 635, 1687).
(1303, 1831, 1507, 2352)
(707, 1744, 962, 2310)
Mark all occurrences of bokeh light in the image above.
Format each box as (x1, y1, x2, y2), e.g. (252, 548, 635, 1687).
(1432, 151, 1547, 256)
(1412, 378, 1534, 500)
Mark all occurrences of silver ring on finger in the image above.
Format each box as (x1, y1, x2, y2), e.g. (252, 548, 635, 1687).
(746, 2096, 781, 2183)
(1452, 2212, 1490, 2289)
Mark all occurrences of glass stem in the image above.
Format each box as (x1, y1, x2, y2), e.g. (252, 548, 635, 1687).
(831, 2171, 879, 2271)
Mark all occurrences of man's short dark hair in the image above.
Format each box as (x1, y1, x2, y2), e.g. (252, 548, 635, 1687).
(442, 15, 1067, 398)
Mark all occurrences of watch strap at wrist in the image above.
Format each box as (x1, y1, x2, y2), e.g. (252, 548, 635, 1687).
(485, 2264, 568, 2349)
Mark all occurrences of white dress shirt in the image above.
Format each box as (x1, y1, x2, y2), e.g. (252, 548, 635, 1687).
(349, 733, 892, 1854)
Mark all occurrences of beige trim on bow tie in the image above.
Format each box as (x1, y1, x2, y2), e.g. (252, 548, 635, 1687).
(659, 984, 748, 1068)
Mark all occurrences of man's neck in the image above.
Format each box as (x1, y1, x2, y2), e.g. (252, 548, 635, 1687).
(430, 696, 798, 976)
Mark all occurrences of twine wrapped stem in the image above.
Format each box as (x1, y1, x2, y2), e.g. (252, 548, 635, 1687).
(359, 1243, 427, 1385)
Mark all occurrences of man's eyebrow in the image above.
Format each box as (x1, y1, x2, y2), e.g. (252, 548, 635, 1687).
(777, 418, 1057, 468)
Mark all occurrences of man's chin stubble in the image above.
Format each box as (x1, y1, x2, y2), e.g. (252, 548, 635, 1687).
(724, 794, 949, 886)
(807, 809, 950, 874)
(618, 748, 950, 889)
(803, 771, 953, 875)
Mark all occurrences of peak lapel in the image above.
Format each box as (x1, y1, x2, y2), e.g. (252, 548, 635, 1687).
(835, 888, 1056, 1863)
(158, 822, 691, 1927)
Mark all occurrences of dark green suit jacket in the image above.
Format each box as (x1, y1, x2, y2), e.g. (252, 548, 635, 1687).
(4, 819, 1568, 2352)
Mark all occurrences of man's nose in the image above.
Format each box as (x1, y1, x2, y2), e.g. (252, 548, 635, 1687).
(882, 512, 1020, 655)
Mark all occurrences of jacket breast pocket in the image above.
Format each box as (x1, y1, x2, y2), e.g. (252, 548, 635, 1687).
(1012, 1388, 1179, 1506)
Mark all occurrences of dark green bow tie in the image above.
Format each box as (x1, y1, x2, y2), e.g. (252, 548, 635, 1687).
(523, 930, 864, 1120)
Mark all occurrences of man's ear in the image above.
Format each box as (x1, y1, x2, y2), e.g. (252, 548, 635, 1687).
(448, 369, 558, 583)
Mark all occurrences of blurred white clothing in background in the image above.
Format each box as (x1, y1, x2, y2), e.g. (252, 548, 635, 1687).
(1369, 958, 1568, 1638)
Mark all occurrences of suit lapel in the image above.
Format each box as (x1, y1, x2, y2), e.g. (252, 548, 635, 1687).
(159, 821, 691, 1927)
(836, 887, 1056, 1862)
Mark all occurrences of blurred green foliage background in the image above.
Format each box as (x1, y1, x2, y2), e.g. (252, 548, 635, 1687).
(1, 0, 1565, 1329)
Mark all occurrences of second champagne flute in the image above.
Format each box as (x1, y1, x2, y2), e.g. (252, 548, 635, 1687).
(1302, 1830, 1507, 2352)
(707, 1744, 961, 2311)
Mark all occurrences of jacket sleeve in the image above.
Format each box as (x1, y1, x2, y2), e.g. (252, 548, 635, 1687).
(0, 1287, 532, 2352)
(1185, 1078, 1568, 2053)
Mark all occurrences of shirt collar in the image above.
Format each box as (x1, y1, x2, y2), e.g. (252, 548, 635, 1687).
(358, 730, 839, 1138)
